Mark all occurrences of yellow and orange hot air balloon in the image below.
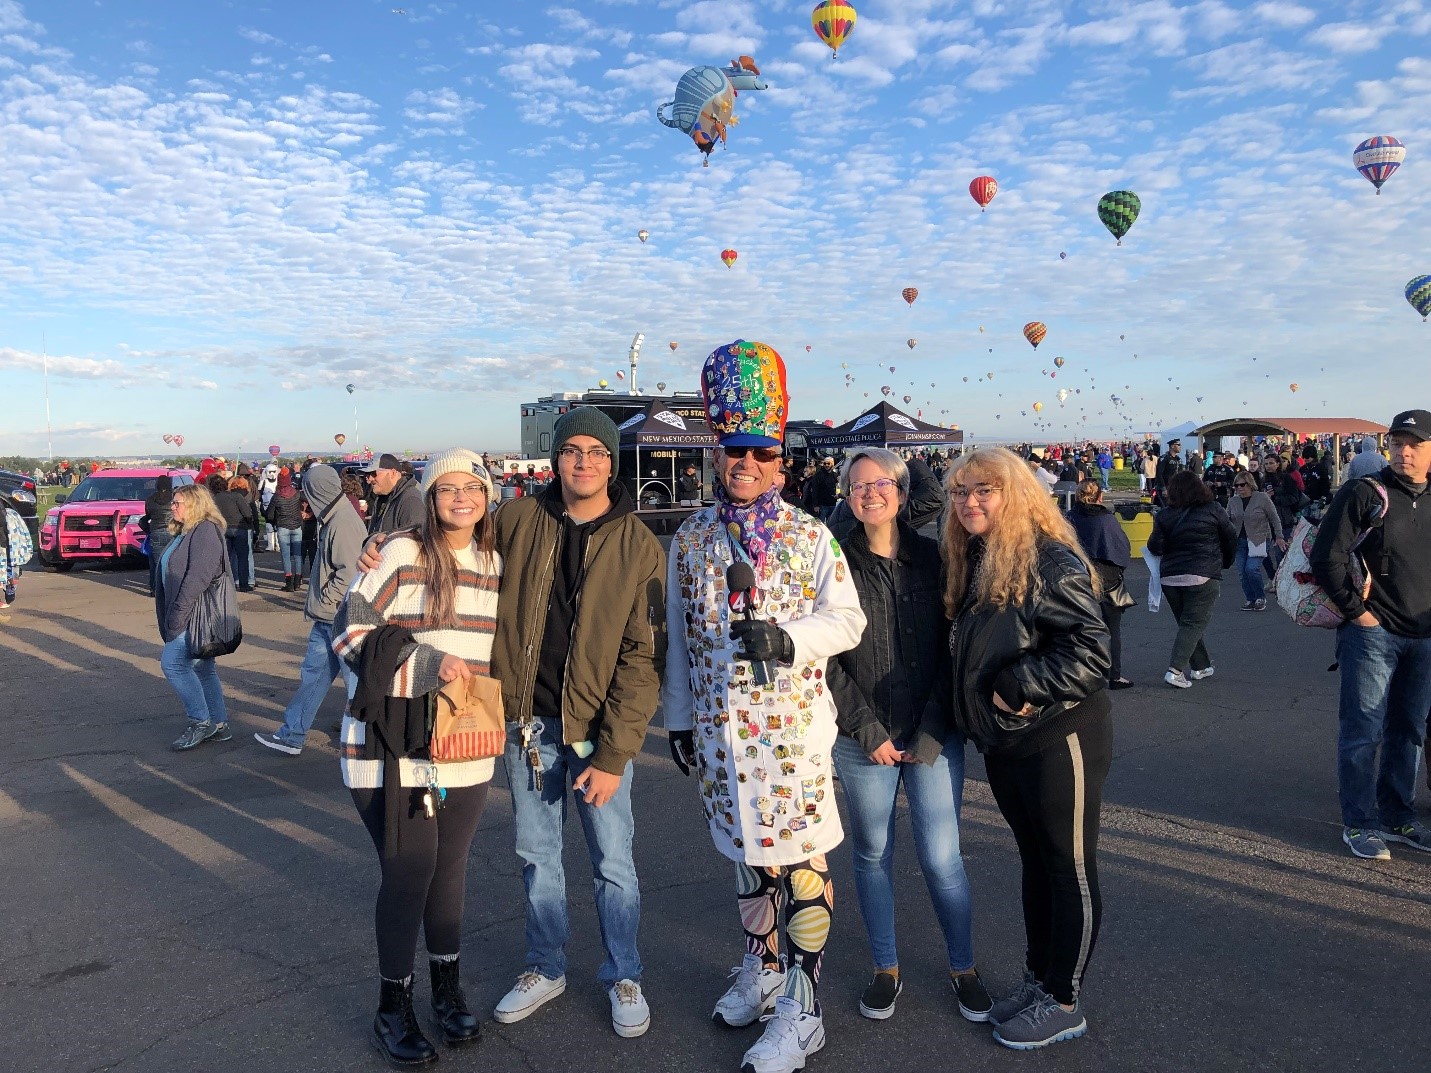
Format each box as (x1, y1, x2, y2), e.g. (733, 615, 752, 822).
(811, 0, 856, 57)
(1023, 321, 1047, 349)
(721, 248, 738, 268)
(1033, 401, 1044, 413)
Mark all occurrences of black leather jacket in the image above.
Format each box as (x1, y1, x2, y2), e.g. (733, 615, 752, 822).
(945, 539, 1111, 754)
(827, 520, 950, 764)
(1146, 502, 1236, 579)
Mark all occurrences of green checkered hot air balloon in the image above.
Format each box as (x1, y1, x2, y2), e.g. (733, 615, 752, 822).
(1097, 190, 1141, 245)
(1406, 275, 1431, 321)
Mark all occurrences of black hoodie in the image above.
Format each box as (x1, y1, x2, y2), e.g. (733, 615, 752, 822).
(1310, 467, 1431, 637)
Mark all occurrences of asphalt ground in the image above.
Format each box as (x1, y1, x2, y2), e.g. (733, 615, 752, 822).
(2, 551, 1429, 1073)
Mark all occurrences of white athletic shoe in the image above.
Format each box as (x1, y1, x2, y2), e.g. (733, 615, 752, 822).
(740, 996, 825, 1073)
(1189, 667, 1215, 680)
(608, 979, 650, 1038)
(493, 970, 566, 1023)
(713, 953, 786, 1028)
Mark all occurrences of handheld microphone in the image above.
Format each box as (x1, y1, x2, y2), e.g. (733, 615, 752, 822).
(726, 561, 772, 686)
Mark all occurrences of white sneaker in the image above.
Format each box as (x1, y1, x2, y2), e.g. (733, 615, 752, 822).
(1189, 667, 1215, 680)
(493, 970, 566, 1023)
(608, 979, 650, 1038)
(1164, 669, 1192, 689)
(741, 996, 825, 1073)
(713, 953, 786, 1028)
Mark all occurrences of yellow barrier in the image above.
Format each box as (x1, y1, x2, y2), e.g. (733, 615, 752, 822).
(1118, 511, 1154, 558)
(1113, 457, 1125, 471)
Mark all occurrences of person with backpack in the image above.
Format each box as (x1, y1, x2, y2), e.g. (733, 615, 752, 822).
(1310, 410, 1431, 860)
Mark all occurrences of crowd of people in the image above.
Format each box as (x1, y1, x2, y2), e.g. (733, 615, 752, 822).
(124, 375, 1427, 1072)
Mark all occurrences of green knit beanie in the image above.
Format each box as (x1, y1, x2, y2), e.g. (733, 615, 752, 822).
(551, 406, 620, 476)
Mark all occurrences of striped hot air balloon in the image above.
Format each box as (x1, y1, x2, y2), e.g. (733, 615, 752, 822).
(1023, 321, 1047, 349)
(721, 248, 738, 268)
(1353, 136, 1405, 194)
(901, 286, 918, 306)
(1406, 275, 1431, 321)
(811, 0, 856, 57)
(1097, 190, 1141, 245)
(969, 176, 998, 211)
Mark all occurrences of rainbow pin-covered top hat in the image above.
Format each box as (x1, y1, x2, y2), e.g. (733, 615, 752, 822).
(700, 339, 789, 447)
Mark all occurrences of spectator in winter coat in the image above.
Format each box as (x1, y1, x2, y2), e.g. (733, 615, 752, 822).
(1227, 475, 1282, 610)
(264, 468, 306, 591)
(365, 453, 425, 535)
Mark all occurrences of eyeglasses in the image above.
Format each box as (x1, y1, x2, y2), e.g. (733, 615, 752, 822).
(433, 483, 487, 500)
(950, 484, 1000, 502)
(1234, 482, 1251, 488)
(850, 478, 898, 496)
(557, 447, 612, 463)
(722, 446, 782, 462)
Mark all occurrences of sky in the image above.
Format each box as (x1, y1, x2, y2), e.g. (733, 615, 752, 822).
(1, 0, 1429, 457)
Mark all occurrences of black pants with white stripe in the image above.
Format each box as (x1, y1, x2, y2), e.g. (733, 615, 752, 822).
(984, 710, 1112, 1007)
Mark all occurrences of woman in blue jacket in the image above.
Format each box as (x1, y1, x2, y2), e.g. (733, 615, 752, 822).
(155, 484, 232, 750)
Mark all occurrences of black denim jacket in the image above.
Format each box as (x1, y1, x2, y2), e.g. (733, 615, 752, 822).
(826, 519, 952, 764)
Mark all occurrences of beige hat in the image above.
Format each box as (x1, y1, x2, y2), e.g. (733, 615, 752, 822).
(419, 448, 494, 500)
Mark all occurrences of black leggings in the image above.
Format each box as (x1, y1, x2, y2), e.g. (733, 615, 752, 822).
(1100, 600, 1124, 681)
(984, 712, 1112, 1007)
(351, 783, 489, 979)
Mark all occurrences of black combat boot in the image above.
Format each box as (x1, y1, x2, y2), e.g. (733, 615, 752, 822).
(430, 956, 481, 1045)
(371, 975, 438, 1067)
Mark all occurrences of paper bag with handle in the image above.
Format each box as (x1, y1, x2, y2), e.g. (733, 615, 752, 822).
(431, 673, 505, 762)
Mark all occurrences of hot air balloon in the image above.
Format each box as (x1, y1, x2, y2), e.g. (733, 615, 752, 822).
(721, 248, 738, 268)
(162, 434, 173, 444)
(346, 383, 355, 394)
(902, 395, 912, 403)
(1406, 275, 1431, 320)
(657, 381, 668, 392)
(1057, 388, 1070, 405)
(598, 379, 609, 388)
(962, 376, 968, 382)
(669, 341, 678, 352)
(658, 66, 742, 166)
(906, 338, 917, 349)
(335, 434, 346, 446)
(616, 370, 625, 380)
(173, 435, 184, 448)
(901, 286, 918, 306)
(986, 372, 994, 380)
(268, 445, 281, 457)
(637, 229, 650, 243)
(811, 0, 856, 57)
(881, 385, 892, 396)
(1023, 322, 1047, 349)
(1033, 402, 1044, 413)
(1353, 136, 1405, 194)
(1289, 383, 1299, 393)
(969, 176, 997, 211)
(806, 345, 812, 352)
(1097, 190, 1141, 245)
(1059, 251, 1067, 260)
(1053, 356, 1065, 368)
(888, 366, 896, 374)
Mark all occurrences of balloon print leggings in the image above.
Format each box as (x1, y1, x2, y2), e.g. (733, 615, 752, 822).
(736, 855, 834, 1014)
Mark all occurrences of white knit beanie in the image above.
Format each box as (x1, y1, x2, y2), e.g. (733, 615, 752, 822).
(419, 448, 494, 500)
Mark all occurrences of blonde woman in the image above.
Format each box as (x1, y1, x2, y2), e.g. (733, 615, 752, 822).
(938, 448, 1111, 1051)
(155, 484, 232, 751)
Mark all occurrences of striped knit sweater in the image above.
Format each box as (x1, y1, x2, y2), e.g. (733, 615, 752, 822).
(332, 537, 502, 789)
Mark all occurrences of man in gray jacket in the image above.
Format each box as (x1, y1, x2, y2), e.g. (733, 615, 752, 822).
(255, 465, 367, 755)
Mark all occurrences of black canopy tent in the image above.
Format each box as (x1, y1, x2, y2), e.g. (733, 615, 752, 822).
(804, 401, 964, 450)
(616, 401, 718, 507)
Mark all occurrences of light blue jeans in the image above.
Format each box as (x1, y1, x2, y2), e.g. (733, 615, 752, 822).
(833, 733, 976, 972)
(275, 527, 304, 577)
(502, 717, 642, 986)
(161, 633, 228, 726)
(274, 620, 356, 747)
(1233, 535, 1267, 603)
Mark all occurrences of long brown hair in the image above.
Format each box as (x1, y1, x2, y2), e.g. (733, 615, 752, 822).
(941, 447, 1097, 614)
(399, 486, 497, 628)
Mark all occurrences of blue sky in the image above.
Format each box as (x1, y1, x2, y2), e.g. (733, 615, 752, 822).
(1, 0, 1428, 457)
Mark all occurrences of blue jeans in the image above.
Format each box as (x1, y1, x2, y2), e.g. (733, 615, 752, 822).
(225, 528, 254, 588)
(1335, 623, 1431, 830)
(276, 527, 303, 577)
(502, 718, 642, 986)
(1233, 536, 1266, 603)
(1098, 466, 1111, 490)
(833, 734, 975, 972)
(275, 620, 356, 747)
(160, 633, 228, 726)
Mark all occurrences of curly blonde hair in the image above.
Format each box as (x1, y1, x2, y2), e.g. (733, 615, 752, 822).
(941, 447, 1096, 614)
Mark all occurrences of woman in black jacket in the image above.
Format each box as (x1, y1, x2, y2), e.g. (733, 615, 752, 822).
(1146, 471, 1237, 688)
(211, 474, 259, 593)
(140, 474, 175, 598)
(826, 448, 990, 1023)
(1066, 481, 1134, 689)
(939, 447, 1111, 1051)
(264, 467, 306, 591)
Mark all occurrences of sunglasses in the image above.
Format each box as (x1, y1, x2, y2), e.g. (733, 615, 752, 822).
(722, 446, 783, 463)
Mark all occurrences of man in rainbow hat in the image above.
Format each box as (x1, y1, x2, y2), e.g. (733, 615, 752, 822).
(663, 340, 865, 1073)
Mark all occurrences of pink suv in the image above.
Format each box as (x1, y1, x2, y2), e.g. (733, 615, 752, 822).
(39, 467, 195, 572)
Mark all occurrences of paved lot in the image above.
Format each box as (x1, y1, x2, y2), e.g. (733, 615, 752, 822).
(2, 553, 1429, 1073)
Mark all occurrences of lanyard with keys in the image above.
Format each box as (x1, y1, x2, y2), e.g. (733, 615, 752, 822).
(421, 764, 447, 820)
(521, 719, 545, 792)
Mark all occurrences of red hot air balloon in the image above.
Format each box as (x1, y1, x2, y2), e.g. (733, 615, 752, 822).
(901, 287, 918, 306)
(720, 248, 738, 267)
(173, 435, 184, 448)
(1023, 321, 1047, 349)
(969, 176, 998, 211)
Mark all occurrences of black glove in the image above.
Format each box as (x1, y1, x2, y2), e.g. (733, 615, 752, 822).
(729, 620, 795, 665)
(669, 729, 695, 776)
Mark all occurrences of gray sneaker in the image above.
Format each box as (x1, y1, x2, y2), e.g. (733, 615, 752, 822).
(1343, 827, 1391, 860)
(209, 722, 232, 742)
(989, 971, 1044, 1026)
(993, 992, 1087, 1050)
(172, 721, 215, 751)
(1381, 821, 1431, 853)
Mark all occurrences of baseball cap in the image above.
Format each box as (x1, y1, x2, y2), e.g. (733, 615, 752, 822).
(360, 452, 403, 474)
(1389, 410, 1431, 442)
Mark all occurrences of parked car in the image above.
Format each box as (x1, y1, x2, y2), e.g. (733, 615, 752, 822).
(38, 467, 195, 572)
(0, 468, 39, 546)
